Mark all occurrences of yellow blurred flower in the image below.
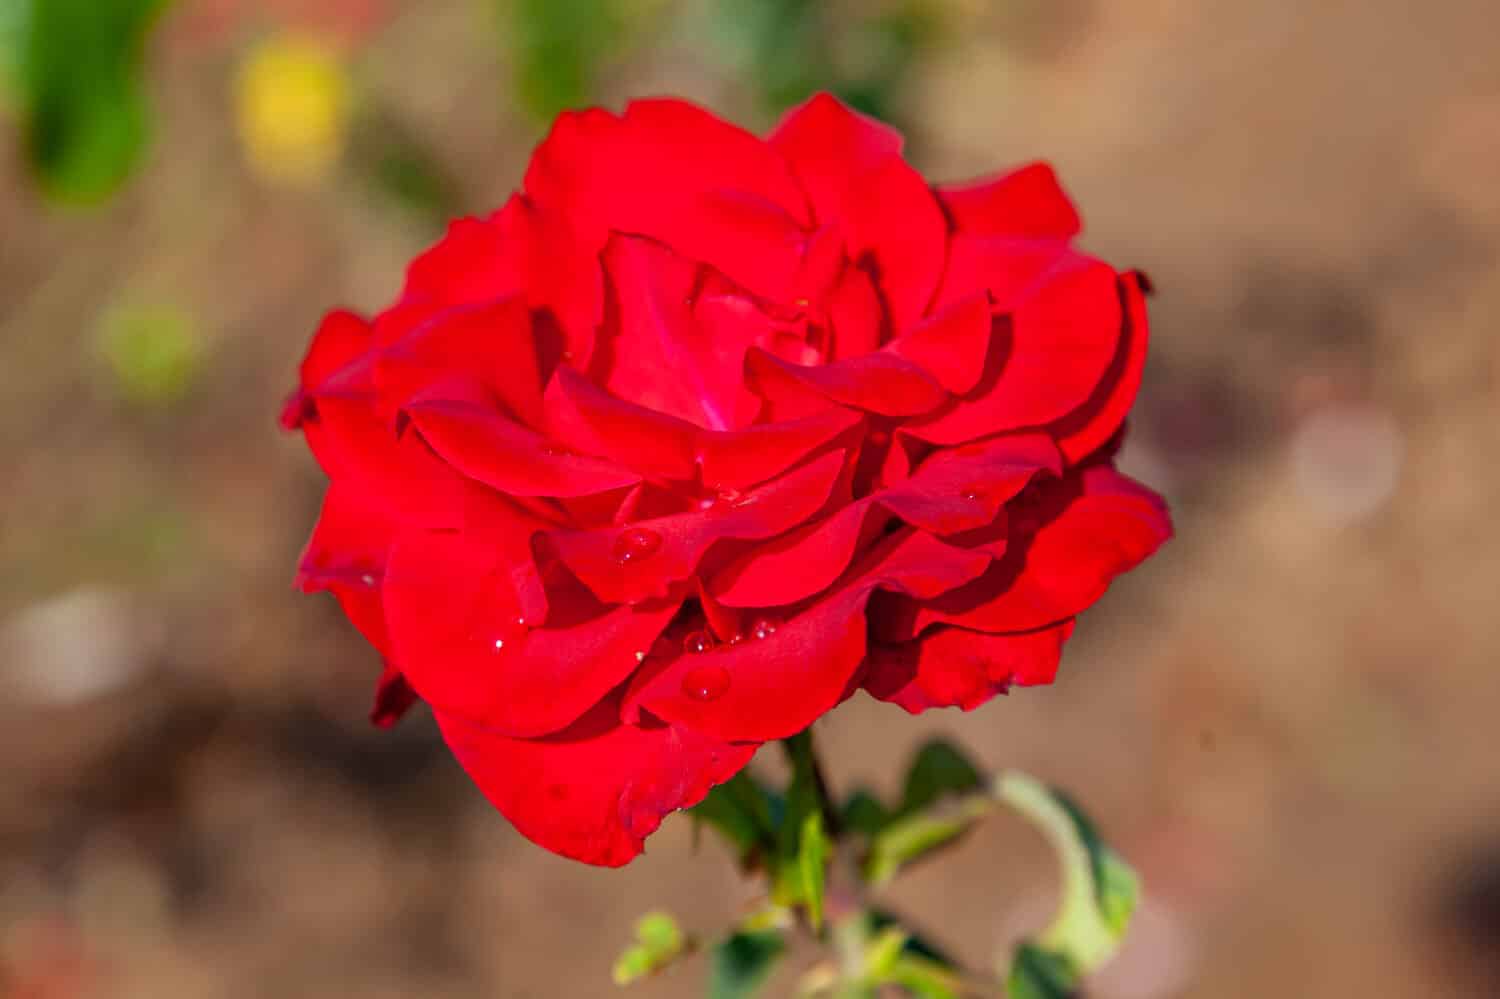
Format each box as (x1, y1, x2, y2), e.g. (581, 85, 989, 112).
(234, 32, 351, 188)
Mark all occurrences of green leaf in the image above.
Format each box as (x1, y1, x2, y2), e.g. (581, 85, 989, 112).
(839, 788, 891, 839)
(898, 740, 984, 818)
(886, 954, 967, 999)
(798, 810, 828, 932)
(1005, 943, 1079, 999)
(709, 930, 785, 999)
(996, 773, 1139, 989)
(863, 795, 992, 887)
(16, 0, 169, 203)
(690, 770, 779, 867)
(611, 911, 686, 986)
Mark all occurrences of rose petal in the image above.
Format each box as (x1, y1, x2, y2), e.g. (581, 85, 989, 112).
(913, 466, 1172, 635)
(768, 92, 904, 226)
(932, 234, 1085, 314)
(601, 236, 750, 431)
(374, 297, 545, 428)
(437, 701, 757, 866)
(626, 530, 991, 742)
(938, 162, 1082, 239)
(304, 395, 484, 528)
(862, 621, 1074, 714)
(296, 482, 398, 652)
(1052, 271, 1151, 464)
(384, 528, 680, 738)
(546, 449, 848, 604)
(886, 293, 993, 395)
(710, 434, 1059, 607)
(698, 407, 864, 493)
(905, 258, 1123, 446)
(745, 346, 949, 418)
(371, 662, 419, 728)
(526, 99, 810, 244)
(844, 156, 947, 332)
(281, 310, 373, 429)
(544, 367, 701, 481)
(403, 392, 641, 498)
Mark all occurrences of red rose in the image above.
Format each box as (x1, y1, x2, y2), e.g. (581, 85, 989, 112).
(282, 93, 1171, 866)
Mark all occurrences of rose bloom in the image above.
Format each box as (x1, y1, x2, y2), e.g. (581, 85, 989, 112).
(282, 94, 1170, 866)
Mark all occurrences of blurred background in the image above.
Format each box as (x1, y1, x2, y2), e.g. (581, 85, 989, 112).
(3, 0, 1499, 995)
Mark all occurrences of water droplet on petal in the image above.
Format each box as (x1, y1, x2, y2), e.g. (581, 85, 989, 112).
(682, 665, 730, 702)
(682, 630, 714, 655)
(493, 638, 505, 651)
(612, 526, 663, 563)
(750, 617, 780, 640)
(962, 487, 983, 502)
(360, 573, 376, 586)
(634, 650, 646, 663)
(727, 633, 745, 646)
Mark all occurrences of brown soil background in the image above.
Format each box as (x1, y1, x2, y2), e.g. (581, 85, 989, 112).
(3, 1, 1500, 996)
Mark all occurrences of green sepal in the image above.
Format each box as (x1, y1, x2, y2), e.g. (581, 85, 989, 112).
(709, 929, 786, 999)
(611, 911, 687, 987)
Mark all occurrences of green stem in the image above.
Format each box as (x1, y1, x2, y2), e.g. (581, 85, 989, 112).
(781, 726, 841, 838)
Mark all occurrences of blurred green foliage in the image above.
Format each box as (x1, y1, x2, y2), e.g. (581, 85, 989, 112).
(6, 0, 170, 204)
(711, 0, 940, 128)
(497, 0, 626, 121)
(98, 301, 201, 406)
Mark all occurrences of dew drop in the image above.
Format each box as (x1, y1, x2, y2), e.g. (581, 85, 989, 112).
(961, 487, 983, 502)
(682, 630, 714, 655)
(750, 617, 780, 640)
(682, 665, 730, 702)
(727, 633, 745, 646)
(612, 526, 664, 563)
(634, 650, 646, 663)
(360, 573, 376, 586)
(493, 638, 505, 651)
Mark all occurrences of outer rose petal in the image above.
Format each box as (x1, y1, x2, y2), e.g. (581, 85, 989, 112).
(305, 395, 483, 528)
(913, 466, 1172, 635)
(937, 163, 1082, 239)
(862, 622, 1074, 714)
(1052, 271, 1151, 463)
(905, 258, 1123, 445)
(437, 701, 757, 867)
(371, 662, 419, 728)
(374, 298, 545, 428)
(526, 99, 810, 246)
(296, 482, 398, 653)
(281, 310, 372, 429)
(626, 530, 991, 742)
(384, 529, 681, 738)
(769, 92, 904, 227)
